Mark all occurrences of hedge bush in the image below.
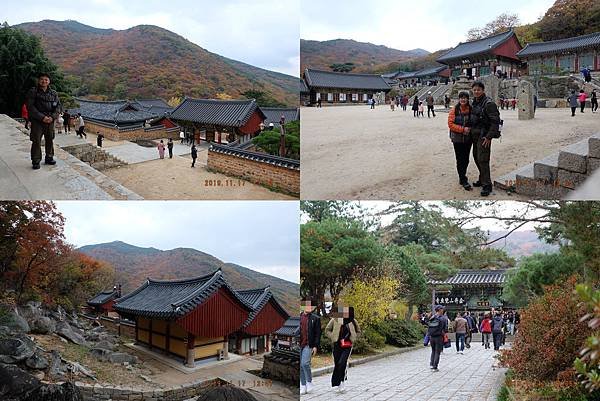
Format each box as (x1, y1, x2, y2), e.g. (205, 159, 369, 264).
(376, 319, 425, 347)
(352, 326, 385, 353)
(500, 276, 592, 381)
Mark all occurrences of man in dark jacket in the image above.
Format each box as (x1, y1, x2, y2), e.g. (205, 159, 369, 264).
(27, 73, 61, 169)
(300, 299, 321, 395)
(470, 81, 501, 196)
(428, 305, 447, 371)
(191, 144, 198, 167)
(491, 311, 504, 351)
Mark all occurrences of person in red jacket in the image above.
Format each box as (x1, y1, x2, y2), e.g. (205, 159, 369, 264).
(447, 91, 474, 191)
(480, 313, 492, 349)
(21, 103, 29, 130)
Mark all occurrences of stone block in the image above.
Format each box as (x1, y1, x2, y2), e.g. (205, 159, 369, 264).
(558, 169, 587, 189)
(588, 134, 600, 159)
(535, 180, 571, 199)
(534, 153, 559, 181)
(558, 140, 589, 173)
(517, 80, 535, 120)
(588, 157, 600, 174)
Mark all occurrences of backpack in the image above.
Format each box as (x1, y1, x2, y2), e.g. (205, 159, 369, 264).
(473, 96, 503, 138)
(427, 316, 443, 337)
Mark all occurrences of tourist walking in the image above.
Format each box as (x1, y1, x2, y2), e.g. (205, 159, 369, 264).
(470, 81, 501, 197)
(157, 140, 166, 159)
(325, 305, 360, 393)
(491, 311, 504, 351)
(403, 95, 408, 111)
(370, 98, 375, 109)
(21, 103, 29, 130)
(427, 305, 448, 371)
(167, 138, 174, 159)
(300, 299, 321, 395)
(579, 89, 588, 113)
(444, 95, 451, 109)
(592, 89, 598, 113)
(317, 97, 322, 108)
(27, 72, 61, 169)
(426, 92, 436, 118)
(465, 311, 477, 348)
(454, 313, 468, 354)
(76, 113, 86, 138)
(448, 91, 474, 191)
(179, 130, 185, 144)
(412, 96, 419, 117)
(480, 313, 492, 349)
(418, 101, 424, 117)
(567, 90, 578, 116)
(62, 109, 70, 133)
(191, 144, 197, 167)
(96, 132, 104, 148)
(55, 112, 63, 134)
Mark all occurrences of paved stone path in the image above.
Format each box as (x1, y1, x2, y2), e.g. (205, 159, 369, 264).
(302, 344, 507, 401)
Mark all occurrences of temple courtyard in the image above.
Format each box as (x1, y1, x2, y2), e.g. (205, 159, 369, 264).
(300, 105, 600, 200)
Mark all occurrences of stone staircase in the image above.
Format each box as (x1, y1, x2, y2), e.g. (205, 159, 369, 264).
(495, 133, 600, 198)
(62, 143, 128, 171)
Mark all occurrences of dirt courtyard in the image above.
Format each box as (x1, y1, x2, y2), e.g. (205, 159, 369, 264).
(103, 149, 294, 200)
(300, 105, 600, 200)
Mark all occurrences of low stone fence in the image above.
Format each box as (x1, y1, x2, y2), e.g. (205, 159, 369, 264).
(207, 144, 300, 196)
(76, 377, 227, 401)
(80, 314, 135, 339)
(85, 120, 180, 142)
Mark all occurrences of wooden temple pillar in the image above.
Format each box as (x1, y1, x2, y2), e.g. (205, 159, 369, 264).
(266, 334, 271, 352)
(185, 333, 195, 368)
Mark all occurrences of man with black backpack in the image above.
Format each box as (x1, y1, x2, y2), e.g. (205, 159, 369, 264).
(470, 81, 501, 197)
(427, 305, 448, 372)
(491, 311, 505, 351)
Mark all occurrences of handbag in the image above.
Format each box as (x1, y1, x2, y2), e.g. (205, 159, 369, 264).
(443, 333, 452, 348)
(423, 334, 430, 346)
(340, 339, 353, 349)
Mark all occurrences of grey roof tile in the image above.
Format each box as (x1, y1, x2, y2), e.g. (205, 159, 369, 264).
(261, 107, 299, 125)
(429, 269, 507, 285)
(517, 31, 600, 57)
(274, 317, 300, 337)
(72, 98, 157, 125)
(113, 270, 252, 319)
(170, 98, 266, 127)
(437, 30, 517, 63)
(236, 287, 289, 329)
(304, 68, 391, 91)
(87, 289, 119, 306)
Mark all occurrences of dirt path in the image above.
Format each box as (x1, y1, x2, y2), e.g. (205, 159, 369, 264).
(103, 149, 294, 200)
(300, 106, 600, 200)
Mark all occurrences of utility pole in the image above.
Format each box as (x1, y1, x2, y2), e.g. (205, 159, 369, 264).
(279, 115, 286, 157)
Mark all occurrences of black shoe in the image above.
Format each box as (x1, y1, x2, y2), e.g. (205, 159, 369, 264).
(44, 158, 56, 165)
(481, 186, 492, 197)
(32, 163, 40, 170)
(472, 181, 483, 187)
(460, 179, 473, 191)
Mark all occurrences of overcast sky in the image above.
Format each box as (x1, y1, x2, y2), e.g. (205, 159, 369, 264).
(56, 201, 300, 284)
(4, 0, 299, 76)
(301, 0, 555, 52)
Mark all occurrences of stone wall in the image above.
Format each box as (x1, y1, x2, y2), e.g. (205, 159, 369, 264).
(76, 377, 226, 401)
(85, 121, 180, 142)
(207, 149, 300, 196)
(62, 143, 127, 171)
(80, 315, 136, 340)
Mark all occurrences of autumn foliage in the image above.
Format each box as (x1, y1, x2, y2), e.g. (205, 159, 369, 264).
(0, 201, 113, 310)
(501, 276, 592, 381)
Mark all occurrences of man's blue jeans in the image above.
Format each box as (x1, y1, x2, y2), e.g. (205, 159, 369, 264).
(456, 333, 465, 352)
(300, 346, 312, 386)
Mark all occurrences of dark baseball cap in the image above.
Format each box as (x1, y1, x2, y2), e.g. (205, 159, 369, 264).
(434, 305, 445, 311)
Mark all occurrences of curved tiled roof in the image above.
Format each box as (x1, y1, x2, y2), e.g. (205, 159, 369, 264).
(300, 78, 309, 93)
(261, 107, 299, 126)
(71, 99, 157, 125)
(170, 98, 266, 127)
(236, 287, 290, 329)
(274, 317, 300, 337)
(209, 144, 300, 170)
(87, 289, 119, 306)
(113, 270, 253, 319)
(429, 269, 507, 286)
(517, 31, 600, 57)
(437, 30, 517, 63)
(304, 68, 391, 91)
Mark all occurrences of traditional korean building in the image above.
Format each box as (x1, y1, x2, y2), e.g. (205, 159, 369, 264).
(113, 270, 254, 367)
(272, 317, 299, 350)
(517, 31, 600, 74)
(303, 68, 391, 105)
(230, 287, 289, 355)
(437, 30, 523, 79)
(300, 79, 310, 106)
(170, 98, 266, 144)
(71, 98, 179, 141)
(390, 65, 450, 88)
(428, 269, 510, 312)
(261, 107, 300, 127)
(87, 287, 120, 315)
